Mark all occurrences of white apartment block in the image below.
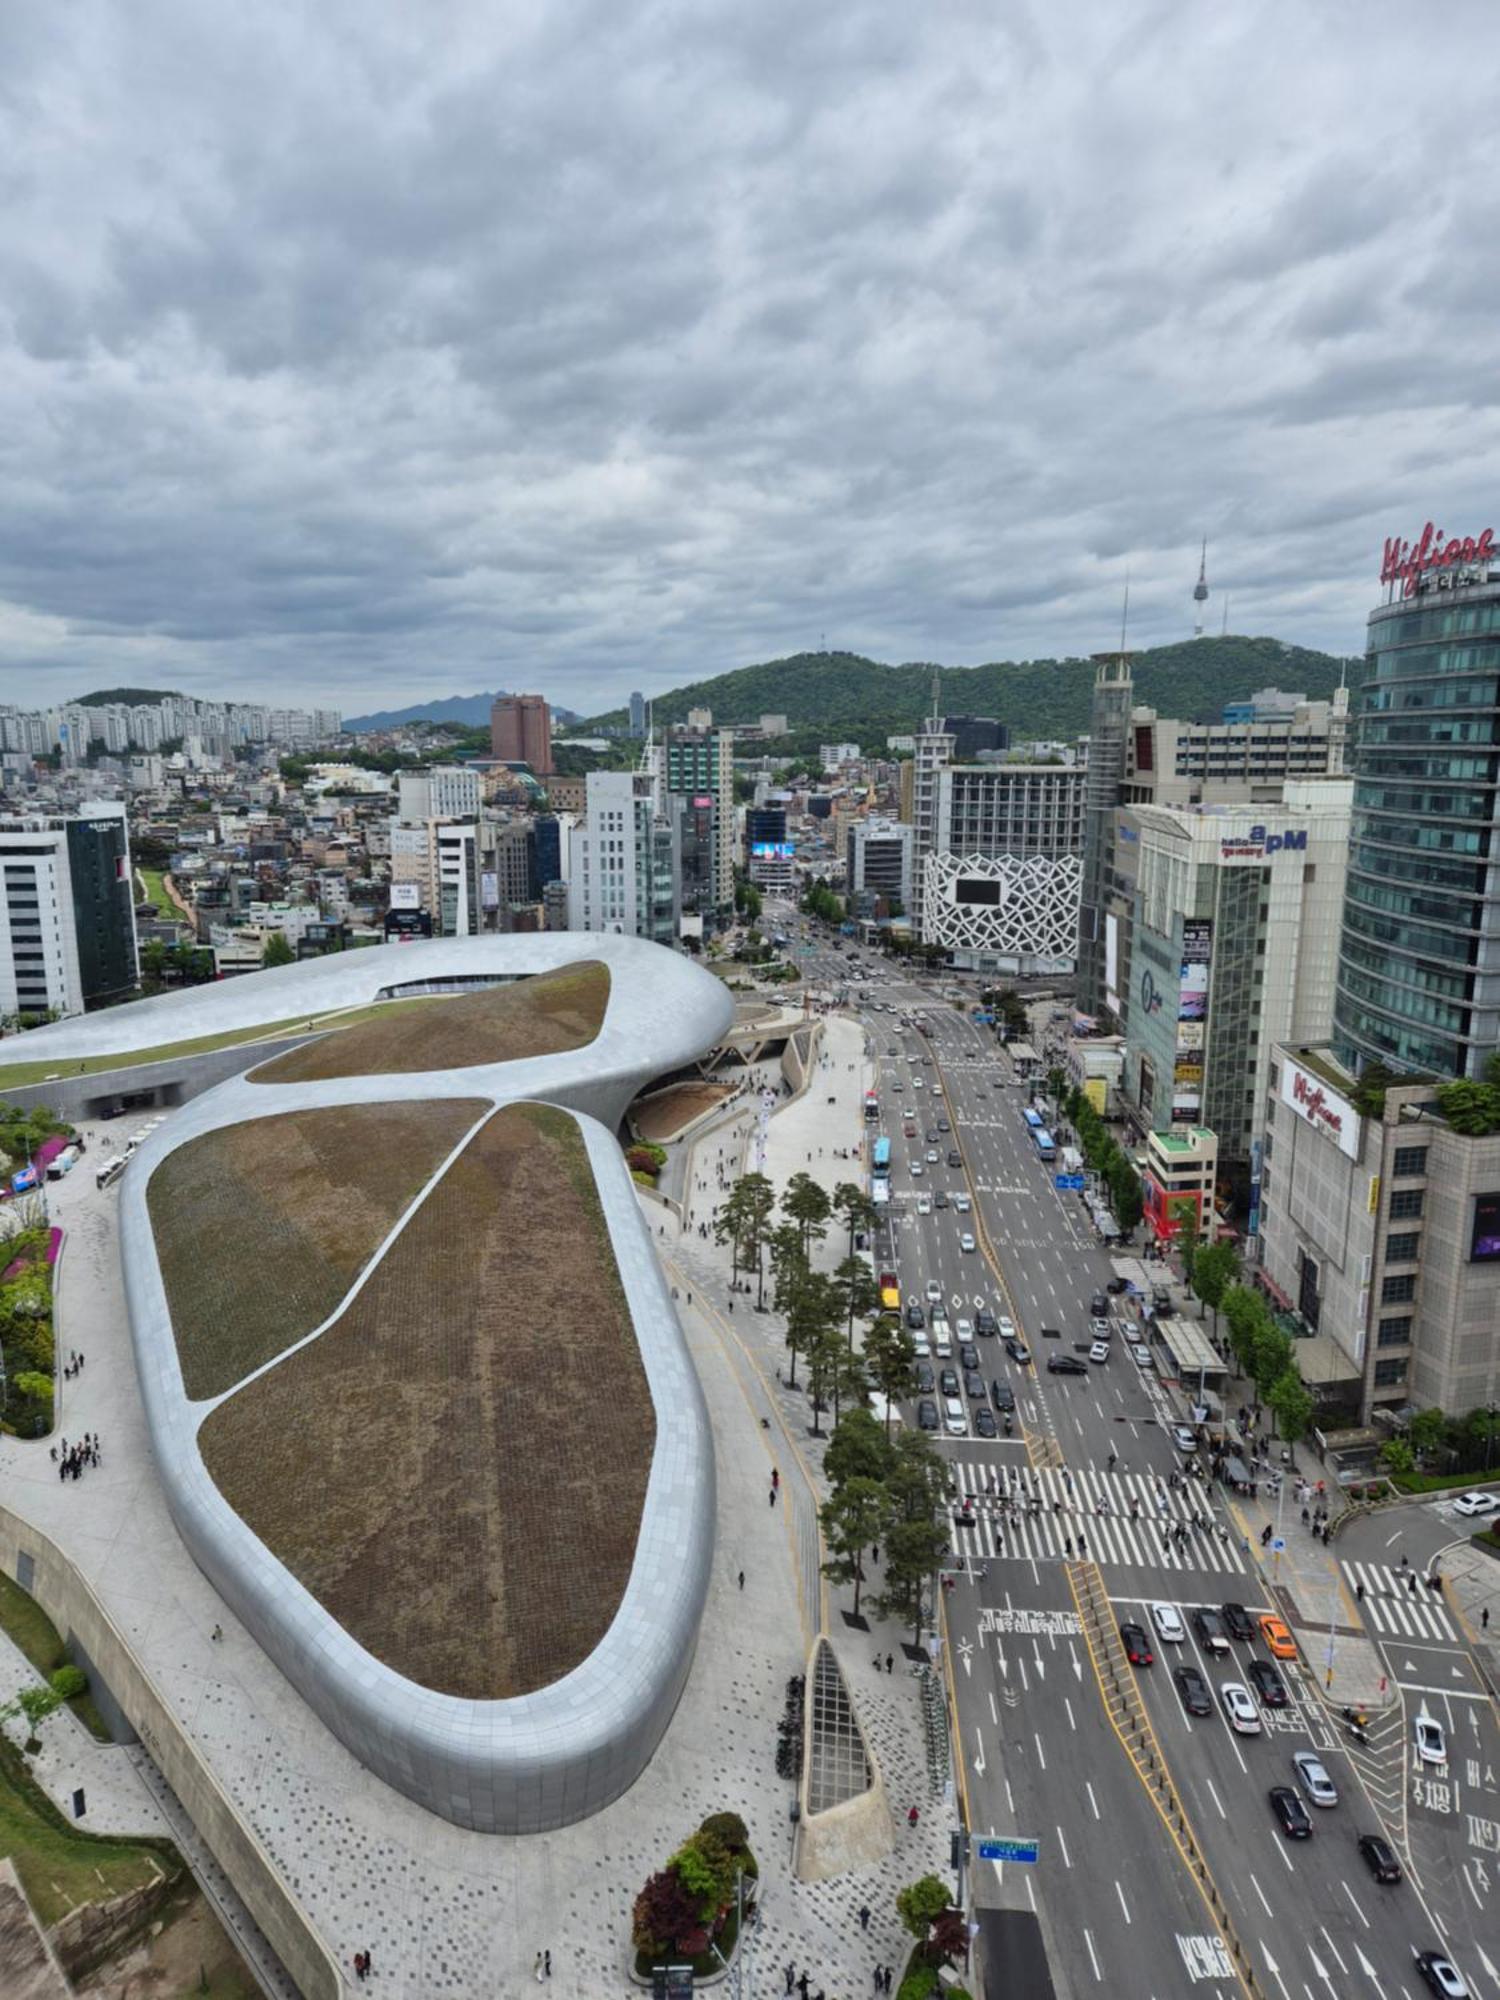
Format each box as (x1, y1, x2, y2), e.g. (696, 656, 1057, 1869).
(568, 771, 679, 944)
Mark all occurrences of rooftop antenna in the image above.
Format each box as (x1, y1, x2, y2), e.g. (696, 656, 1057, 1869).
(930, 663, 941, 724)
(1221, 594, 1229, 637)
(1119, 571, 1131, 657)
(1193, 536, 1210, 638)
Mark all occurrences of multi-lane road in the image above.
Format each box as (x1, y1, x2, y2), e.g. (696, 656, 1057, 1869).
(784, 913, 1500, 2000)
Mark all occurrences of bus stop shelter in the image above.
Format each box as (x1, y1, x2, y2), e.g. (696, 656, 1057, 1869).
(1151, 1314, 1227, 1392)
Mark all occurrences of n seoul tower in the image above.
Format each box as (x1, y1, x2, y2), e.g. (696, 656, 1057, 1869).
(1192, 537, 1210, 637)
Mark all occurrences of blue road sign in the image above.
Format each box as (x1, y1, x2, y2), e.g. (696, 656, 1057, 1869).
(976, 1835, 1040, 1864)
(1053, 1173, 1085, 1191)
(1270, 1537, 1286, 1552)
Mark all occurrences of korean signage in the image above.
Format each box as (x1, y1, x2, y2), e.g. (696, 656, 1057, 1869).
(1173, 920, 1212, 1116)
(1381, 522, 1496, 599)
(1279, 1056, 1361, 1160)
(389, 882, 420, 911)
(1219, 825, 1308, 863)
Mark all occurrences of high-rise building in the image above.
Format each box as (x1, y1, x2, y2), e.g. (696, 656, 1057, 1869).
(846, 818, 913, 913)
(389, 819, 481, 936)
(941, 715, 1009, 762)
(662, 726, 734, 917)
(1115, 782, 1353, 1172)
(745, 804, 794, 897)
(529, 815, 563, 899)
(397, 765, 482, 823)
(490, 694, 553, 776)
(1075, 652, 1134, 1019)
(1332, 543, 1500, 1080)
(568, 771, 679, 944)
(0, 803, 138, 1020)
(628, 691, 646, 737)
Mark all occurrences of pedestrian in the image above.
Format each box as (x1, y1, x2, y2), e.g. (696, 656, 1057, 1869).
(544, 1951, 551, 1978)
(871, 1543, 879, 1563)
(1107, 1451, 1117, 1472)
(769, 1487, 777, 1508)
(785, 1964, 796, 1996)
(1077, 1532, 1087, 1558)
(1408, 1573, 1418, 1595)
(798, 1974, 811, 2000)
(1483, 1608, 1490, 1631)
(859, 1904, 871, 1930)
(534, 1953, 544, 1984)
(1355, 1581, 1364, 1603)
(738, 1570, 745, 1591)
(886, 1653, 894, 1674)
(907, 1804, 920, 1829)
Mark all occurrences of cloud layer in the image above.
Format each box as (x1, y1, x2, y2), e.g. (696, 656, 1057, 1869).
(3, 1, 1497, 714)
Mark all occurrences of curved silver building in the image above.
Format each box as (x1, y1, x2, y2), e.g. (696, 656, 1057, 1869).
(22, 936, 731, 1833)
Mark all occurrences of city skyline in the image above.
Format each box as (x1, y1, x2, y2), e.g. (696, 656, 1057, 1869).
(3, 4, 1498, 711)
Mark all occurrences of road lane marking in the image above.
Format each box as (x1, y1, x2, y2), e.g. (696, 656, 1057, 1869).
(1082, 1929, 1102, 1981)
(1034, 1730, 1046, 1769)
(1205, 1777, 1226, 1820)
(1086, 1780, 1100, 1819)
(1249, 1873, 1273, 1917)
(1115, 1879, 1131, 1923)
(1337, 1879, 1368, 1928)
(1057, 1824, 1072, 1868)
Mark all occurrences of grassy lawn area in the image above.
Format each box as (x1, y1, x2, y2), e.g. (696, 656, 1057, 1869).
(0, 1734, 178, 1927)
(200, 1101, 653, 1699)
(134, 866, 171, 914)
(149, 1099, 485, 1400)
(0, 993, 466, 1092)
(0, 1575, 110, 1742)
(250, 959, 610, 1083)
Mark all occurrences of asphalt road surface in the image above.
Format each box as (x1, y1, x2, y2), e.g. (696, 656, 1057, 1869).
(779, 914, 1499, 2000)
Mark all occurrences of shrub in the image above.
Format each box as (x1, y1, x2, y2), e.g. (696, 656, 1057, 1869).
(625, 1146, 662, 1179)
(48, 1665, 87, 1701)
(698, 1810, 749, 1853)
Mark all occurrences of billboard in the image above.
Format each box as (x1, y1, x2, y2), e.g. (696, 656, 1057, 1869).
(1278, 1055, 1361, 1161)
(1104, 912, 1119, 1015)
(1470, 1190, 1500, 1262)
(481, 871, 500, 911)
(750, 841, 794, 859)
(1173, 920, 1212, 1115)
(389, 882, 421, 911)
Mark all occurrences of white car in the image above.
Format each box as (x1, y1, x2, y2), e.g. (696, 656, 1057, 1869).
(1171, 1425, 1198, 1453)
(1151, 1602, 1186, 1643)
(912, 1078, 925, 1090)
(1221, 1682, 1262, 1735)
(1452, 1490, 1500, 1518)
(960, 1233, 977, 1253)
(925, 1148, 940, 1164)
(1133, 1346, 1155, 1370)
(916, 1194, 932, 1215)
(955, 1318, 974, 1342)
(1414, 1714, 1447, 1765)
(943, 1396, 968, 1437)
(997, 1317, 1016, 1341)
(953, 1193, 972, 1213)
(1123, 1322, 1143, 1343)
(910, 1162, 924, 1177)
(1293, 1751, 1338, 1807)
(926, 1280, 944, 1303)
(1088, 1340, 1110, 1363)
(891, 1078, 903, 1092)
(911, 1333, 931, 1358)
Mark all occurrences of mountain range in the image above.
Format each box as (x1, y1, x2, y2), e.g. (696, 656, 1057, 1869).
(581, 635, 1356, 748)
(342, 692, 581, 732)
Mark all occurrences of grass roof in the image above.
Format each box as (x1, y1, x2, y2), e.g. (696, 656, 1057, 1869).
(149, 1100, 483, 1400)
(248, 960, 610, 1085)
(197, 1102, 654, 1700)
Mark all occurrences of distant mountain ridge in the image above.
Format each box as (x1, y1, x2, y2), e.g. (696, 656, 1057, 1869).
(342, 691, 580, 731)
(583, 636, 1356, 747)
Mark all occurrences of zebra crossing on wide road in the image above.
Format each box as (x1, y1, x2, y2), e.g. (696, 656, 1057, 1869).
(944, 1459, 1249, 1575)
(1340, 1560, 1457, 1642)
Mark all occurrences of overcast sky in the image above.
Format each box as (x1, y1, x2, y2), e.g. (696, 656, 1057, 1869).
(3, 1, 1497, 717)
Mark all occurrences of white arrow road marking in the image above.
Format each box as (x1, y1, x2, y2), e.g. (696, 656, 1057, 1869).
(1260, 1945, 1292, 2000)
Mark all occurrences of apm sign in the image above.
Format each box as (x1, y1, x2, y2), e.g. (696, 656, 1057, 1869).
(1279, 1056, 1361, 1161)
(1219, 824, 1308, 862)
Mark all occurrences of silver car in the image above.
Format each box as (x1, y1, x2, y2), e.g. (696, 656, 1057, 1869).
(1293, 1750, 1338, 1807)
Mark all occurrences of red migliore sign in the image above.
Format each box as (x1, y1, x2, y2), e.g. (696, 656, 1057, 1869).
(1381, 522, 1496, 597)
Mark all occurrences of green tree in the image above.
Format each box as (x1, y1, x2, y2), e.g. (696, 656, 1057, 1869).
(1246, 1320, 1294, 1401)
(863, 1318, 917, 1439)
(716, 1172, 776, 1308)
(1107, 1154, 1143, 1234)
(821, 1476, 887, 1619)
(1380, 1437, 1416, 1476)
(834, 1253, 881, 1350)
(261, 931, 296, 969)
(895, 1875, 954, 1958)
(800, 1286, 847, 1433)
(1190, 1240, 1241, 1332)
(825, 1407, 894, 1490)
(1266, 1367, 1313, 1445)
(782, 1171, 833, 1264)
(1408, 1406, 1447, 1460)
(872, 1432, 948, 1646)
(832, 1181, 876, 1264)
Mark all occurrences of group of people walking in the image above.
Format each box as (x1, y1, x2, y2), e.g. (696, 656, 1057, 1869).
(51, 1432, 101, 1481)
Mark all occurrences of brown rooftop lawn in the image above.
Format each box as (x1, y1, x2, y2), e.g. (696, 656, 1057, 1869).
(150, 1101, 483, 1401)
(197, 1101, 655, 1701)
(248, 960, 610, 1085)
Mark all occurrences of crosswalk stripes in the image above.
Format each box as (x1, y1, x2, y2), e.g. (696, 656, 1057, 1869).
(1340, 1560, 1456, 1642)
(944, 1459, 1248, 1575)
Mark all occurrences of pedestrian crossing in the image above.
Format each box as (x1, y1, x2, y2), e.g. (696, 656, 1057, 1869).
(1340, 1560, 1456, 1642)
(944, 1459, 1249, 1575)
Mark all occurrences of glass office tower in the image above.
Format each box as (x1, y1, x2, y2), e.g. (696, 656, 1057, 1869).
(1333, 562, 1500, 1079)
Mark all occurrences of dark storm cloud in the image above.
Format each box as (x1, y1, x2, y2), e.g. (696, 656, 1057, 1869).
(1, 0, 1498, 713)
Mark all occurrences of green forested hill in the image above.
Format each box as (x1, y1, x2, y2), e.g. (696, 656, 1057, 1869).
(586, 636, 1355, 749)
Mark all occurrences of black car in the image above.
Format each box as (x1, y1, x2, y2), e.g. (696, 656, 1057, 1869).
(975, 1310, 998, 1337)
(926, 1128, 941, 1144)
(1173, 1665, 1213, 1716)
(1269, 1787, 1312, 1840)
(937, 1117, 951, 1132)
(914, 1362, 935, 1394)
(1193, 1608, 1229, 1656)
(947, 1150, 962, 1167)
(1119, 1622, 1153, 1667)
(958, 1342, 980, 1370)
(906, 1304, 926, 1329)
(917, 1399, 939, 1431)
(939, 1367, 960, 1398)
(1005, 1337, 1032, 1365)
(1357, 1833, 1402, 1884)
(973, 1407, 998, 1439)
(934, 1190, 950, 1208)
(964, 1370, 986, 1401)
(1106, 1276, 1128, 1294)
(1047, 1353, 1088, 1376)
(1090, 1291, 1108, 1316)
(1220, 1601, 1254, 1643)
(991, 1379, 1015, 1412)
(1247, 1658, 1288, 1707)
